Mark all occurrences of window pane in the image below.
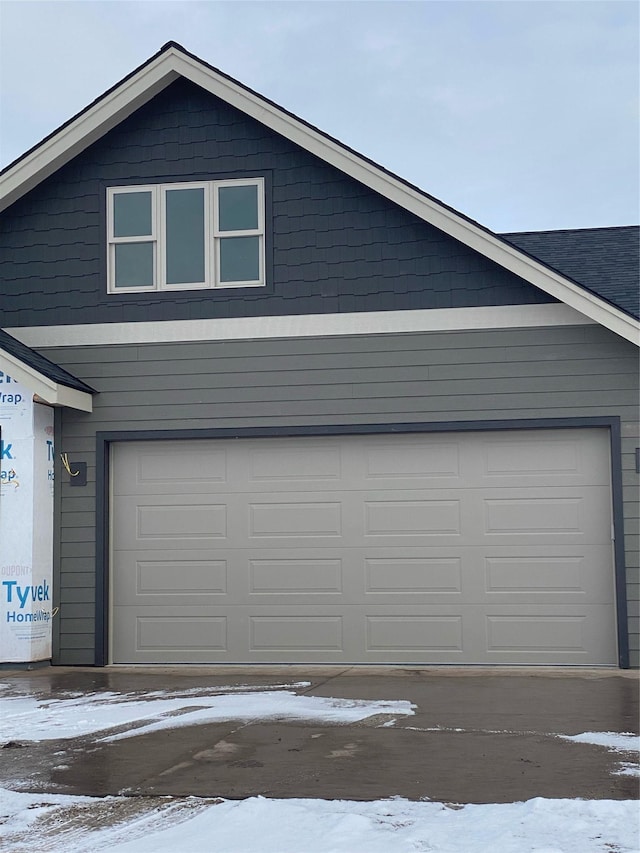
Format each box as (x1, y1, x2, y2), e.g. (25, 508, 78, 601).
(114, 242, 154, 288)
(113, 192, 152, 237)
(219, 236, 260, 282)
(218, 184, 258, 232)
(166, 188, 205, 284)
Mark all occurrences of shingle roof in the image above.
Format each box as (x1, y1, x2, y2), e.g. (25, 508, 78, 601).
(0, 329, 95, 393)
(501, 226, 639, 320)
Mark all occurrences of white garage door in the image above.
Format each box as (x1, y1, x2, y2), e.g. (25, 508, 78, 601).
(110, 429, 617, 664)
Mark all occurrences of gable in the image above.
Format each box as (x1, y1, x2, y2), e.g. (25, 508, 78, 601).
(0, 42, 638, 344)
(0, 79, 557, 330)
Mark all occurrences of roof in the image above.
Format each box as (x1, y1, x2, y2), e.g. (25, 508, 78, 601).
(0, 42, 638, 345)
(0, 329, 94, 411)
(502, 226, 639, 321)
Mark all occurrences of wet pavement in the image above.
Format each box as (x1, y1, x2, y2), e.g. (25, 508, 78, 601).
(0, 665, 638, 804)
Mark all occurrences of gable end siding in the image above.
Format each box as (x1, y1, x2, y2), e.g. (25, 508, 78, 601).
(0, 79, 556, 328)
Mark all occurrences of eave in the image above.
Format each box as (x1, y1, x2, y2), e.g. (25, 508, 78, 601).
(0, 348, 93, 412)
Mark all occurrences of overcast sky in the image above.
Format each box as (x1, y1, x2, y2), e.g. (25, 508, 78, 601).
(0, 1, 638, 233)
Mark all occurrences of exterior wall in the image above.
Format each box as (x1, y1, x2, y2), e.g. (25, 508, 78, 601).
(39, 322, 639, 666)
(0, 79, 555, 328)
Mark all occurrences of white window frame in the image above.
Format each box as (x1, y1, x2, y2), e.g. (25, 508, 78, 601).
(107, 178, 265, 293)
(159, 182, 210, 291)
(214, 178, 265, 289)
(107, 185, 157, 293)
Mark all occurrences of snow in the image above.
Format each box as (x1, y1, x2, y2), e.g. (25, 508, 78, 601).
(614, 763, 640, 777)
(559, 731, 640, 753)
(0, 685, 414, 742)
(0, 787, 637, 853)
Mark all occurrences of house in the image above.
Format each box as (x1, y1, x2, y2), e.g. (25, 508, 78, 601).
(0, 42, 638, 668)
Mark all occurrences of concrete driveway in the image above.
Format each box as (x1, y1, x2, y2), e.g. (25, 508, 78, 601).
(0, 666, 637, 804)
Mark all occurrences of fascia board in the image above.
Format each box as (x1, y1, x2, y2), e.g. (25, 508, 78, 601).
(53, 384, 94, 412)
(0, 349, 93, 412)
(1, 47, 637, 345)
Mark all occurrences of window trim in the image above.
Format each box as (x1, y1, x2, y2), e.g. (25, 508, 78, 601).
(107, 185, 157, 293)
(159, 181, 210, 291)
(107, 178, 265, 293)
(214, 178, 264, 289)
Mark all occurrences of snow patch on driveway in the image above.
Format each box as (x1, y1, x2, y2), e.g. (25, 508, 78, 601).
(558, 731, 639, 753)
(0, 687, 415, 743)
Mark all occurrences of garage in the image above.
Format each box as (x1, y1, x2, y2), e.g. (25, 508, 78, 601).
(110, 428, 617, 665)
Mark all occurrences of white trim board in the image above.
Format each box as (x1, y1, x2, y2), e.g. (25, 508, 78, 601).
(0, 45, 637, 345)
(7, 304, 594, 348)
(0, 349, 93, 411)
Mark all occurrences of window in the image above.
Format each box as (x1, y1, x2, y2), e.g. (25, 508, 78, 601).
(107, 178, 264, 292)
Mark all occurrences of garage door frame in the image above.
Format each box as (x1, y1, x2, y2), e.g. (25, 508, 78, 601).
(94, 415, 629, 667)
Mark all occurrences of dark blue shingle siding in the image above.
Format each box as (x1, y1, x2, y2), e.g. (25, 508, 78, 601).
(0, 79, 555, 328)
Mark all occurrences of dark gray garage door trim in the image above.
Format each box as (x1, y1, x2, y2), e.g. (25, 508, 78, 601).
(94, 416, 628, 667)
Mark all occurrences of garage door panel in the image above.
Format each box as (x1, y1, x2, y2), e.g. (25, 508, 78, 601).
(113, 441, 231, 496)
(241, 492, 347, 545)
(247, 442, 343, 485)
(486, 613, 585, 653)
(484, 497, 582, 536)
(111, 430, 617, 664)
(244, 547, 363, 602)
(474, 431, 611, 487)
(137, 615, 228, 654)
(248, 498, 342, 540)
(365, 555, 462, 595)
(248, 556, 343, 595)
(250, 615, 343, 652)
(114, 495, 230, 548)
(366, 614, 464, 653)
(483, 605, 616, 662)
(360, 437, 461, 483)
(364, 498, 461, 539)
(111, 606, 230, 662)
(477, 488, 611, 543)
(482, 548, 615, 600)
(136, 502, 227, 540)
(112, 551, 229, 604)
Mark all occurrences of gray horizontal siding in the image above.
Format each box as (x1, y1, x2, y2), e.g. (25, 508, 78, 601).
(45, 358, 640, 387)
(42, 322, 640, 666)
(49, 372, 640, 399)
